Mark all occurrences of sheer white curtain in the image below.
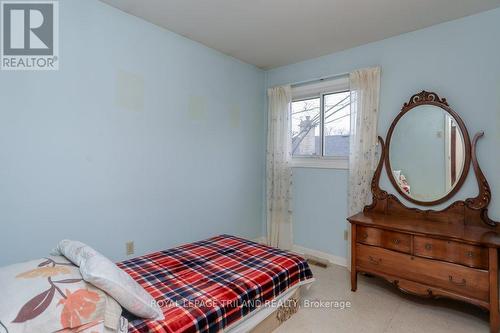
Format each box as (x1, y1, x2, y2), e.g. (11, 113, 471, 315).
(348, 67, 381, 267)
(266, 85, 293, 250)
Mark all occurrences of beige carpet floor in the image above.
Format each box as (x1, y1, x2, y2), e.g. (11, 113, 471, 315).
(274, 264, 489, 333)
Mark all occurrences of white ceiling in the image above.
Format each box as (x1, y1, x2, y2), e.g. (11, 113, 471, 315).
(100, 0, 500, 69)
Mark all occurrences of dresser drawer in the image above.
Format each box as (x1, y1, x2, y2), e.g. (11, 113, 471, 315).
(357, 226, 411, 254)
(414, 236, 488, 269)
(357, 226, 383, 246)
(356, 243, 489, 301)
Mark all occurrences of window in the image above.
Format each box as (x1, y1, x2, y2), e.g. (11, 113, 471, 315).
(291, 97, 321, 156)
(290, 77, 350, 168)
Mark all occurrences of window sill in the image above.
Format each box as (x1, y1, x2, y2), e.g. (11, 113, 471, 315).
(290, 157, 348, 170)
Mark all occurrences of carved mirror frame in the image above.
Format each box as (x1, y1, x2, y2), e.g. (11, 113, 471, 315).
(367, 91, 497, 228)
(385, 91, 472, 206)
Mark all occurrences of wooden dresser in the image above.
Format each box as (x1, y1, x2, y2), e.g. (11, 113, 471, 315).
(350, 213, 500, 316)
(348, 91, 500, 333)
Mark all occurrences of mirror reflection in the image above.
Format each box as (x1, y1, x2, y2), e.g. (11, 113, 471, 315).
(389, 105, 465, 202)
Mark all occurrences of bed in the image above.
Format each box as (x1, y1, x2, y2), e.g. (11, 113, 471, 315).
(0, 235, 313, 333)
(118, 235, 314, 333)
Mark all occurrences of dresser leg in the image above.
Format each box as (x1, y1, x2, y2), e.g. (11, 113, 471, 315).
(489, 248, 499, 333)
(351, 269, 357, 292)
(351, 224, 357, 292)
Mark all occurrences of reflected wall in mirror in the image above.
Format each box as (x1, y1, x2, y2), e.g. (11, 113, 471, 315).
(389, 106, 465, 201)
(385, 91, 471, 206)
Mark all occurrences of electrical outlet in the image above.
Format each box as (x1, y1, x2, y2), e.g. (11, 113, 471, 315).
(126, 241, 135, 256)
(344, 230, 349, 241)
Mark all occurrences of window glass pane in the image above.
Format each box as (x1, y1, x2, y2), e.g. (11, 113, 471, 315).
(291, 97, 320, 156)
(323, 92, 351, 157)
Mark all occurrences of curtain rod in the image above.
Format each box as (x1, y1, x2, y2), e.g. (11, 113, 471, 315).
(289, 71, 349, 88)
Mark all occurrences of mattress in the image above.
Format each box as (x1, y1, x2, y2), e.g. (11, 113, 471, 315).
(117, 235, 313, 333)
(224, 280, 312, 333)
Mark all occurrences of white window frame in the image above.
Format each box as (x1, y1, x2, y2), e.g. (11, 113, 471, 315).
(290, 76, 350, 169)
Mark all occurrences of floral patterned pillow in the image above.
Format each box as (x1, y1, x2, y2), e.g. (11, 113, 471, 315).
(0, 256, 122, 333)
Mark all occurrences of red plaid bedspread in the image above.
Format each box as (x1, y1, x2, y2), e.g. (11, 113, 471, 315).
(117, 235, 313, 333)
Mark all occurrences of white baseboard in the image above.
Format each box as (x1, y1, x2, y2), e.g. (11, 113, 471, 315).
(292, 244, 347, 268)
(252, 237, 347, 268)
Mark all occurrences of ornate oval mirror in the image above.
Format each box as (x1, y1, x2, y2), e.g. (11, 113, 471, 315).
(385, 91, 472, 206)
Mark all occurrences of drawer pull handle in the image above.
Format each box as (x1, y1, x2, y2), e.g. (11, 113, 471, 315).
(393, 239, 401, 245)
(449, 276, 466, 287)
(466, 251, 475, 258)
(368, 256, 381, 265)
(425, 244, 433, 250)
(362, 233, 368, 239)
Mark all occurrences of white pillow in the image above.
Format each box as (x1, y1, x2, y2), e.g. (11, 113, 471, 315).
(54, 240, 164, 320)
(52, 240, 97, 266)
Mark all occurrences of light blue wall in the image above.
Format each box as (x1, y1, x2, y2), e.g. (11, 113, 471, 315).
(292, 168, 348, 257)
(0, 0, 265, 267)
(266, 8, 500, 259)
